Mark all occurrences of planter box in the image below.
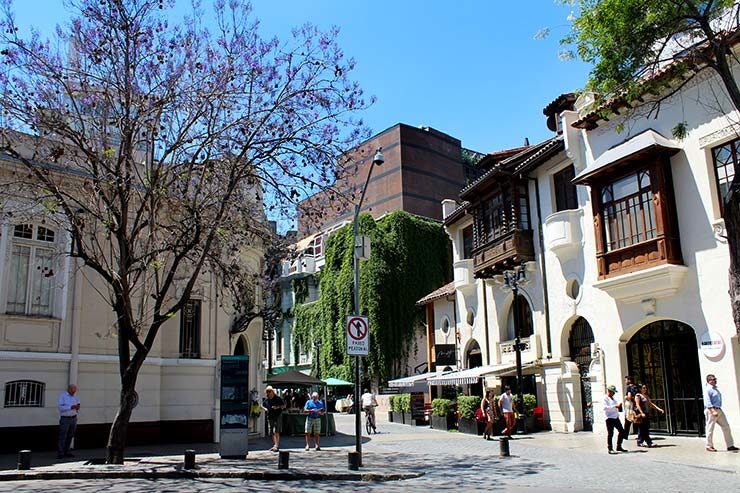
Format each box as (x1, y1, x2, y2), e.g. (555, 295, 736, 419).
(524, 415, 539, 433)
(458, 417, 482, 435)
(387, 411, 394, 423)
(431, 414, 456, 431)
(392, 411, 405, 424)
(403, 412, 412, 425)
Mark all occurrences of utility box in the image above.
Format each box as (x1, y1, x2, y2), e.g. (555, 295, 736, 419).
(219, 355, 249, 458)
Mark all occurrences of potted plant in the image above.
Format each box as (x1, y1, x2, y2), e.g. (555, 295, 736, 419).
(391, 394, 405, 424)
(388, 395, 395, 423)
(521, 393, 538, 432)
(431, 398, 454, 430)
(457, 395, 482, 435)
(399, 393, 412, 424)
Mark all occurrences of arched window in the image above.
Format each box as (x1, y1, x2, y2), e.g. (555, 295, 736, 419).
(506, 295, 533, 341)
(4, 380, 45, 408)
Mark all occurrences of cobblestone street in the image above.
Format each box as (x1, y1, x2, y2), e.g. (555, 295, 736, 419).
(2, 413, 739, 492)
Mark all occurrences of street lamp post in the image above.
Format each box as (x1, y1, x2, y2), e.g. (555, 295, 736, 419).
(353, 147, 384, 463)
(502, 264, 530, 434)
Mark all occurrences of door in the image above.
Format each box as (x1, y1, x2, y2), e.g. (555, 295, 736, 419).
(568, 317, 595, 432)
(626, 320, 703, 435)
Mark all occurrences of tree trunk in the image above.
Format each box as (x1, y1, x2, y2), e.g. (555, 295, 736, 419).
(724, 190, 740, 334)
(106, 383, 138, 464)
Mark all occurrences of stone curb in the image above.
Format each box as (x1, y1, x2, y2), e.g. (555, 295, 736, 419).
(0, 468, 424, 482)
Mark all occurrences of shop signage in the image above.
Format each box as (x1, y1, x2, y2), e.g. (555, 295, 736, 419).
(700, 330, 724, 358)
(219, 355, 249, 457)
(435, 344, 456, 366)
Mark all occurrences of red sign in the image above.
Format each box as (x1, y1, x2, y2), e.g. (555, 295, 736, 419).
(346, 316, 369, 356)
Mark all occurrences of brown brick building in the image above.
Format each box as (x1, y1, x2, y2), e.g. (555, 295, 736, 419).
(297, 123, 467, 235)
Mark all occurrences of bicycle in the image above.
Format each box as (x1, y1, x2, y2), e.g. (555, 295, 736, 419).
(364, 405, 378, 434)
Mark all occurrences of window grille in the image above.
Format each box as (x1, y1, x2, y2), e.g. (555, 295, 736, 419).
(179, 299, 201, 358)
(4, 380, 45, 408)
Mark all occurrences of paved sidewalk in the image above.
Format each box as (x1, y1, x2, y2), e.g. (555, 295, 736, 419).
(2, 412, 739, 485)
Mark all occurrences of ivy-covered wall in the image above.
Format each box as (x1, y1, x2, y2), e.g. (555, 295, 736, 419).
(292, 210, 452, 385)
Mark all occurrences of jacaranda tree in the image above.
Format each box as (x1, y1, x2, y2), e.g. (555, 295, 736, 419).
(0, 0, 370, 463)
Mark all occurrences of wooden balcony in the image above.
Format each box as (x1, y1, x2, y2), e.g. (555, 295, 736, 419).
(472, 230, 534, 278)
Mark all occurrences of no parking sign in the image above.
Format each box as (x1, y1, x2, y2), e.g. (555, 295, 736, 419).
(346, 316, 369, 356)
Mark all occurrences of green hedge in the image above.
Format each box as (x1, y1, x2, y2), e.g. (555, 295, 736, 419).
(388, 395, 396, 412)
(395, 393, 411, 413)
(522, 394, 537, 417)
(431, 398, 451, 417)
(457, 395, 481, 420)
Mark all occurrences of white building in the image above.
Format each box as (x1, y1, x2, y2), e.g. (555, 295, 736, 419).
(0, 152, 268, 452)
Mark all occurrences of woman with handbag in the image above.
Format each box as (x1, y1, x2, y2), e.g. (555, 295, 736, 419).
(634, 384, 664, 448)
(481, 390, 496, 440)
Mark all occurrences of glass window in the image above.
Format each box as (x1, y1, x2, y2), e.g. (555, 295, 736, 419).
(179, 299, 201, 358)
(553, 165, 578, 212)
(6, 224, 57, 316)
(600, 171, 656, 251)
(462, 225, 473, 259)
(506, 295, 533, 341)
(711, 138, 738, 215)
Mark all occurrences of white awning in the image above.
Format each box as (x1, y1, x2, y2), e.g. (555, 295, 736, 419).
(387, 369, 451, 388)
(427, 363, 538, 385)
(574, 129, 681, 184)
(428, 365, 501, 386)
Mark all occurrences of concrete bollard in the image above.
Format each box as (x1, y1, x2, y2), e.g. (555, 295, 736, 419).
(17, 450, 31, 470)
(184, 449, 196, 470)
(348, 451, 360, 471)
(499, 437, 510, 457)
(277, 451, 290, 469)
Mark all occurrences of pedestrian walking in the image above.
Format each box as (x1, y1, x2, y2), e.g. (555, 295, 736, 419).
(481, 390, 496, 440)
(262, 386, 284, 452)
(57, 384, 80, 459)
(498, 386, 516, 437)
(623, 375, 639, 438)
(634, 384, 663, 448)
(703, 374, 739, 452)
(603, 384, 627, 454)
(304, 391, 325, 451)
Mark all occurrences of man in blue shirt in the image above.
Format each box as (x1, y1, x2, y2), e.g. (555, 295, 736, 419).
(304, 391, 325, 451)
(57, 384, 81, 459)
(704, 374, 739, 452)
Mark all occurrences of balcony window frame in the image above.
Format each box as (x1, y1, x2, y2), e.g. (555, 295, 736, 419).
(553, 164, 578, 212)
(471, 179, 531, 253)
(584, 152, 682, 279)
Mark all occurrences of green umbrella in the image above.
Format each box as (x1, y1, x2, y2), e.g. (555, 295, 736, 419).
(323, 377, 354, 386)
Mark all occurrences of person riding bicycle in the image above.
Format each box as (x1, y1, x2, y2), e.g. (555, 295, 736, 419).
(361, 388, 378, 434)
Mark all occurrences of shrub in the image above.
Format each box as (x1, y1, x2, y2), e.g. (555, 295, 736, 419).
(397, 393, 411, 413)
(431, 398, 451, 417)
(521, 394, 537, 417)
(457, 395, 481, 420)
(388, 395, 396, 412)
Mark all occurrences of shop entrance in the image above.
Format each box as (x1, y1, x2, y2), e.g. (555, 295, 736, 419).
(626, 320, 704, 435)
(568, 317, 594, 431)
(466, 340, 483, 397)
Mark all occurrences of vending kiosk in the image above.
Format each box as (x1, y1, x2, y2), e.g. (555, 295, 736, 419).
(219, 355, 249, 457)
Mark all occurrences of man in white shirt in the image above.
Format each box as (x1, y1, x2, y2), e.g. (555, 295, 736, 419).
(57, 384, 80, 459)
(498, 386, 516, 437)
(603, 384, 626, 454)
(361, 389, 378, 434)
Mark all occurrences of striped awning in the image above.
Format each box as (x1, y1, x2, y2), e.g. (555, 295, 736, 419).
(387, 369, 451, 388)
(427, 365, 501, 386)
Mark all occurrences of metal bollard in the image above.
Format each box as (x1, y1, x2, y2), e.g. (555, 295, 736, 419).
(499, 437, 510, 457)
(184, 449, 196, 470)
(348, 451, 360, 471)
(277, 451, 290, 469)
(17, 450, 31, 470)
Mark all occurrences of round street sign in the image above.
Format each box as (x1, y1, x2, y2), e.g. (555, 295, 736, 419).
(346, 316, 369, 356)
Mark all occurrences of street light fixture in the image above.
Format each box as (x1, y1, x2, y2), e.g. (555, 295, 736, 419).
(353, 147, 384, 463)
(501, 263, 530, 434)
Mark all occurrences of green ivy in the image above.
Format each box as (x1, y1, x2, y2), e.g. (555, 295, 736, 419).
(292, 277, 309, 305)
(292, 211, 451, 384)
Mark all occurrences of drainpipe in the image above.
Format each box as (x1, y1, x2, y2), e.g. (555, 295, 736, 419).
(482, 281, 491, 365)
(68, 258, 83, 385)
(530, 176, 552, 357)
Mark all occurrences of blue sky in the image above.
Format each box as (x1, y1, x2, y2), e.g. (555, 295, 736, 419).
(9, 1, 592, 154)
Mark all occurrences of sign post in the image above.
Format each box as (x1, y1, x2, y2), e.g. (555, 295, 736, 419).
(346, 316, 369, 356)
